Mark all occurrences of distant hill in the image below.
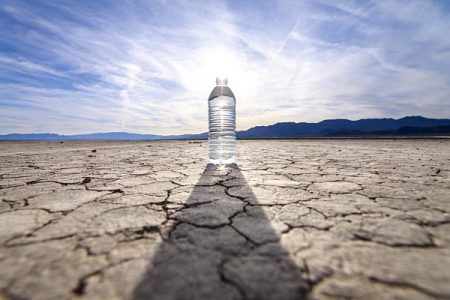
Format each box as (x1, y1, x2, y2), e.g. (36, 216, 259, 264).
(237, 116, 450, 138)
(325, 125, 450, 137)
(1, 116, 449, 140)
(0, 132, 164, 141)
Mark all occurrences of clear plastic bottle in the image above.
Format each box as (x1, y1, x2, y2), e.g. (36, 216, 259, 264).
(208, 77, 236, 164)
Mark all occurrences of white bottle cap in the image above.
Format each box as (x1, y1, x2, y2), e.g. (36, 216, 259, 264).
(216, 77, 228, 86)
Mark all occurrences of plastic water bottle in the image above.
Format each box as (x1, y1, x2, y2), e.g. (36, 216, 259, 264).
(208, 77, 236, 164)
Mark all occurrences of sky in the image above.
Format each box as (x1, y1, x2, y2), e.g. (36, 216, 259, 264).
(1, 0, 450, 135)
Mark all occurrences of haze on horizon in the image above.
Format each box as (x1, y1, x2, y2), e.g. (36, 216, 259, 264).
(1, 0, 450, 135)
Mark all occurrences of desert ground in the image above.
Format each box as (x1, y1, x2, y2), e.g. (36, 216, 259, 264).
(0, 139, 449, 300)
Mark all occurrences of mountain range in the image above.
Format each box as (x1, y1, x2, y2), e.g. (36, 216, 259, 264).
(1, 116, 449, 140)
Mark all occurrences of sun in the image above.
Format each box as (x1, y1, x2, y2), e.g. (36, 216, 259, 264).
(196, 46, 262, 111)
(201, 47, 243, 84)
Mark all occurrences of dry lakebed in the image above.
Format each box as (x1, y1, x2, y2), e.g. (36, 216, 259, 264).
(0, 139, 449, 300)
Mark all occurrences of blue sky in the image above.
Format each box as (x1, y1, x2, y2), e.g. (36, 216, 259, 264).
(1, 0, 450, 134)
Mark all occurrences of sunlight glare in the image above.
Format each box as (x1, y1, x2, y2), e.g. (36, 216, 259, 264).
(202, 48, 242, 84)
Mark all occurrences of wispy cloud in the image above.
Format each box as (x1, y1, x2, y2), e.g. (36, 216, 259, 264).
(272, 19, 301, 60)
(0, 0, 449, 134)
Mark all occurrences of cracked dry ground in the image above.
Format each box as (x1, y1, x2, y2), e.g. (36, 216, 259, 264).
(0, 140, 449, 300)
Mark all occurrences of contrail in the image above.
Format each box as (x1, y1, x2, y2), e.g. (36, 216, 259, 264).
(272, 19, 300, 60)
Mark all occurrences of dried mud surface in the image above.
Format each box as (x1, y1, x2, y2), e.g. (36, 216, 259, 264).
(0, 140, 449, 300)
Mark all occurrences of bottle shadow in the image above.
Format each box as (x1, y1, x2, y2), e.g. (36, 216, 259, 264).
(132, 164, 308, 300)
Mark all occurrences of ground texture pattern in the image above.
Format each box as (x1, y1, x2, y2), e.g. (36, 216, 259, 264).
(0, 140, 449, 300)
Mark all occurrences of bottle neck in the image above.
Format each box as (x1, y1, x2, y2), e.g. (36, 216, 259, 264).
(209, 85, 235, 100)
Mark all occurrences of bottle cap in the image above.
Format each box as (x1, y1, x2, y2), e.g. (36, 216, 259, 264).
(216, 77, 228, 86)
